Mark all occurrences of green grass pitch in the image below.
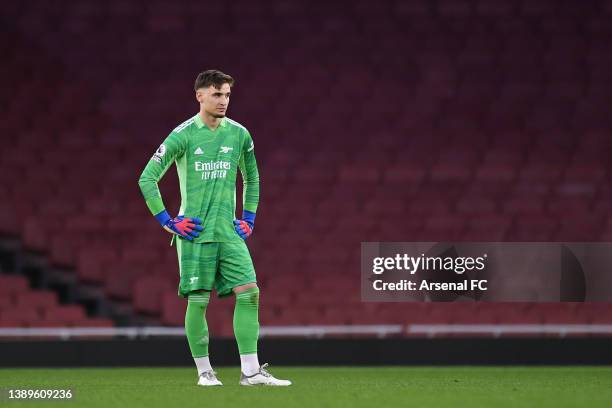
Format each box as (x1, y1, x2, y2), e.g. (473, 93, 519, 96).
(1, 366, 611, 407)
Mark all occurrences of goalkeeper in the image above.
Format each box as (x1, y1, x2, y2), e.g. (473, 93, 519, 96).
(138, 70, 291, 387)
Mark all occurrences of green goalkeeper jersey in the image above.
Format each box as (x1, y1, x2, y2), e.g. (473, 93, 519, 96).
(138, 113, 260, 243)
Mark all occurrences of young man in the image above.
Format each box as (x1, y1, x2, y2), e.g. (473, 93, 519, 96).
(138, 69, 291, 387)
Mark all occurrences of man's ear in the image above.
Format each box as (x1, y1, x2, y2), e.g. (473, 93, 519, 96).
(195, 90, 203, 103)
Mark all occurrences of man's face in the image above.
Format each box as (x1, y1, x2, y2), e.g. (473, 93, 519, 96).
(196, 83, 231, 118)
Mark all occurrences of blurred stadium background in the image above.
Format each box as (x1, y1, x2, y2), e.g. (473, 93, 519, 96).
(1, 0, 612, 368)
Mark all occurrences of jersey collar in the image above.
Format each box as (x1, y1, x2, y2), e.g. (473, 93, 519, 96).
(194, 113, 227, 130)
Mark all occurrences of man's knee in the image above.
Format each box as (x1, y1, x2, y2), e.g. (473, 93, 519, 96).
(190, 289, 211, 294)
(233, 283, 258, 294)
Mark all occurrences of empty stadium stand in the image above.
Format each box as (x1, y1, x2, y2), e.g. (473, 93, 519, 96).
(1, 0, 611, 333)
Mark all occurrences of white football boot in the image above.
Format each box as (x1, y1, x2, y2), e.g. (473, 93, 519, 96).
(239, 363, 292, 386)
(197, 370, 223, 386)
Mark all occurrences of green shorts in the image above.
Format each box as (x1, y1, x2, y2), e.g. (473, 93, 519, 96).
(176, 239, 256, 298)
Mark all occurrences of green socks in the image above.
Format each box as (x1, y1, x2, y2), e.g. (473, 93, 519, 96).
(185, 292, 210, 358)
(185, 288, 260, 358)
(233, 287, 260, 355)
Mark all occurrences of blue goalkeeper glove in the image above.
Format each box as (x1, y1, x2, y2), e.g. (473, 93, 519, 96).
(154, 210, 203, 241)
(233, 210, 255, 240)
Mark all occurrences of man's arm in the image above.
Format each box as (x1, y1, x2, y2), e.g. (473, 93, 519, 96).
(234, 130, 260, 239)
(239, 130, 260, 214)
(138, 130, 203, 240)
(138, 131, 184, 216)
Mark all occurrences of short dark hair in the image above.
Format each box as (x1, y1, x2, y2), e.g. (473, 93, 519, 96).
(194, 70, 234, 91)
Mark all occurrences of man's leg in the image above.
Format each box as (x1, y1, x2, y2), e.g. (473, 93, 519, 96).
(233, 283, 291, 386)
(185, 290, 211, 372)
(185, 289, 221, 386)
(177, 239, 221, 386)
(217, 241, 291, 386)
(233, 283, 260, 376)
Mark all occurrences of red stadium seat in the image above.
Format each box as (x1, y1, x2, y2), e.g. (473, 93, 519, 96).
(43, 305, 87, 324)
(14, 290, 59, 312)
(0, 307, 41, 325)
(133, 276, 174, 315)
(0, 275, 29, 297)
(160, 292, 186, 326)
